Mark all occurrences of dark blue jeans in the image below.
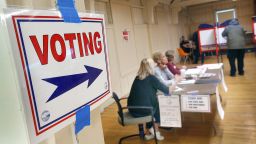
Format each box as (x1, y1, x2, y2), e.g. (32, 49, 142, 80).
(130, 106, 160, 129)
(227, 49, 245, 75)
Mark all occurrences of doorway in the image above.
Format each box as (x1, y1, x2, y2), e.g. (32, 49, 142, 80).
(215, 8, 236, 24)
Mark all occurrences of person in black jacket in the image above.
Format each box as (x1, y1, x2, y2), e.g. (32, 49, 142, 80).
(128, 58, 176, 141)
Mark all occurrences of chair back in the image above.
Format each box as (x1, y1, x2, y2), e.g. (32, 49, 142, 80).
(112, 92, 124, 124)
(177, 48, 187, 57)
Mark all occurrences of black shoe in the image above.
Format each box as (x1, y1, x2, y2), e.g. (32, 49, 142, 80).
(239, 72, 244, 75)
(230, 74, 236, 77)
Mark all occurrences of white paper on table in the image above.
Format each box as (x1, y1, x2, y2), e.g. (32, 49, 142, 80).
(186, 90, 199, 94)
(185, 68, 203, 75)
(178, 79, 196, 84)
(221, 68, 228, 92)
(158, 95, 182, 127)
(215, 87, 225, 120)
(180, 95, 211, 112)
(174, 86, 183, 92)
(197, 63, 223, 70)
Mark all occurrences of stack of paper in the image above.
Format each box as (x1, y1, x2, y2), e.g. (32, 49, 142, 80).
(178, 80, 196, 85)
(197, 63, 223, 70)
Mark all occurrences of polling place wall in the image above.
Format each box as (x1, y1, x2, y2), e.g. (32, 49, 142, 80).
(1, 0, 188, 143)
(96, 0, 186, 97)
(187, 0, 254, 35)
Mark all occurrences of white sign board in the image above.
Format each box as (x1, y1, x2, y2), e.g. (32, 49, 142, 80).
(181, 95, 211, 113)
(254, 23, 256, 35)
(253, 22, 256, 41)
(216, 27, 227, 45)
(158, 95, 182, 128)
(4, 9, 111, 144)
(199, 29, 215, 46)
(198, 29, 217, 52)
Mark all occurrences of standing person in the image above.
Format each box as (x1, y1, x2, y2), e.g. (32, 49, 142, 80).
(192, 31, 200, 64)
(222, 19, 246, 76)
(128, 58, 176, 141)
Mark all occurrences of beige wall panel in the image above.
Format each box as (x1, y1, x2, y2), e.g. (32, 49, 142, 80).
(120, 72, 137, 95)
(111, 3, 138, 77)
(76, 107, 105, 144)
(133, 25, 151, 60)
(6, 0, 32, 7)
(106, 27, 122, 95)
(54, 126, 74, 144)
(32, 0, 54, 9)
(132, 8, 145, 25)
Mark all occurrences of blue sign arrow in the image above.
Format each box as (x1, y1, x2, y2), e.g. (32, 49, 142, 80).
(43, 65, 102, 103)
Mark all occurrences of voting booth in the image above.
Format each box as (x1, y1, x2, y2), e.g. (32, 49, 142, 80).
(1, 4, 111, 144)
(252, 16, 256, 42)
(198, 26, 227, 54)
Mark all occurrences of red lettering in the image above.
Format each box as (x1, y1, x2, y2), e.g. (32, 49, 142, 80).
(76, 33, 84, 57)
(93, 32, 102, 54)
(64, 33, 76, 59)
(30, 32, 103, 65)
(29, 35, 49, 65)
(82, 32, 94, 56)
(50, 34, 66, 62)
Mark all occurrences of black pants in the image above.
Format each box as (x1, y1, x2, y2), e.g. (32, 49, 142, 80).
(227, 49, 245, 75)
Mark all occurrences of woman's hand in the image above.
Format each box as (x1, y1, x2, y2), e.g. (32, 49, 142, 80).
(169, 84, 176, 93)
(174, 74, 183, 83)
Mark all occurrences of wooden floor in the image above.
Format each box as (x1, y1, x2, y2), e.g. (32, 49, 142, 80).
(101, 53, 256, 144)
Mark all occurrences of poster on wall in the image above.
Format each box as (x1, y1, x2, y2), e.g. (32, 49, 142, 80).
(4, 8, 111, 144)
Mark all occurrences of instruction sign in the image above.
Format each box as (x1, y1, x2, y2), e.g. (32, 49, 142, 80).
(4, 9, 111, 144)
(158, 95, 182, 128)
(181, 95, 211, 113)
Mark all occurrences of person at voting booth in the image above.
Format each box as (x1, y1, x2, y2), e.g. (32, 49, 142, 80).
(222, 19, 246, 76)
(127, 58, 176, 141)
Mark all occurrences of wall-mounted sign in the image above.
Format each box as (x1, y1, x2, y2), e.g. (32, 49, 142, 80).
(4, 8, 111, 144)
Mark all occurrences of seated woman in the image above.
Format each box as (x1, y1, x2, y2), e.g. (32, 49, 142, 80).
(180, 36, 191, 53)
(165, 50, 186, 75)
(128, 58, 176, 141)
(153, 52, 180, 86)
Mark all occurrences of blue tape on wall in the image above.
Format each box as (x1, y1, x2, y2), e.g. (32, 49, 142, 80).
(57, 0, 81, 23)
(75, 105, 90, 134)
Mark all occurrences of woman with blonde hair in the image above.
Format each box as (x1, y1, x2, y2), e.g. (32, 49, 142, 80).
(153, 52, 183, 86)
(128, 58, 175, 141)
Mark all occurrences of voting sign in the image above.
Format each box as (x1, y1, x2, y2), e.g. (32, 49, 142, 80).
(4, 9, 111, 143)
